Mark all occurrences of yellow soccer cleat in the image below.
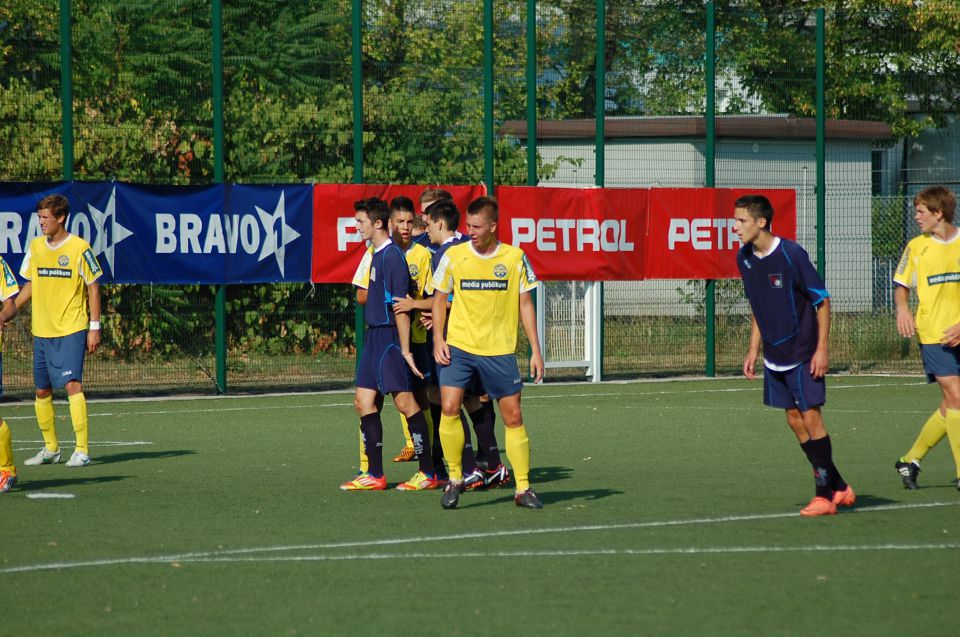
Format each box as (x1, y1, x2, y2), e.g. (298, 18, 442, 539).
(339, 472, 387, 491)
(392, 446, 416, 462)
(395, 471, 443, 491)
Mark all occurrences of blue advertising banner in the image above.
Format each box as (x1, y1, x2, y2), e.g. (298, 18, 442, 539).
(0, 182, 312, 283)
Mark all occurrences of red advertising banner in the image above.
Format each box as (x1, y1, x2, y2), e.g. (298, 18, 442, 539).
(643, 188, 796, 279)
(311, 183, 486, 283)
(496, 186, 648, 281)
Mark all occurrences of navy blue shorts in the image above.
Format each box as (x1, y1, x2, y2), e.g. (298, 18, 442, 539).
(920, 343, 960, 383)
(356, 326, 412, 394)
(411, 341, 432, 391)
(763, 361, 825, 411)
(438, 346, 521, 400)
(34, 331, 87, 390)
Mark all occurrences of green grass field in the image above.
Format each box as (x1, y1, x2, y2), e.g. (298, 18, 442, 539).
(3, 376, 958, 636)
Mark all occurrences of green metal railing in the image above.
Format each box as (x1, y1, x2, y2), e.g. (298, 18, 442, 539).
(2, 0, 957, 396)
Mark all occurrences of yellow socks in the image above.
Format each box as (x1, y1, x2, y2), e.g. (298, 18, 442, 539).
(0, 419, 14, 474)
(399, 414, 414, 449)
(358, 426, 369, 473)
(35, 395, 58, 452)
(505, 425, 531, 493)
(944, 408, 960, 479)
(68, 393, 90, 456)
(439, 413, 465, 481)
(905, 409, 948, 463)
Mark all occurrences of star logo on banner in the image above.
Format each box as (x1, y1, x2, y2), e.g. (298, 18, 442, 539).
(256, 190, 301, 278)
(88, 186, 134, 276)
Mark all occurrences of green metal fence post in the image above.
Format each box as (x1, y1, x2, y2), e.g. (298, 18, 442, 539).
(704, 1, 716, 377)
(59, 0, 73, 180)
(212, 0, 227, 393)
(526, 0, 537, 188)
(352, 0, 365, 364)
(483, 0, 495, 193)
(594, 0, 605, 381)
(816, 8, 826, 279)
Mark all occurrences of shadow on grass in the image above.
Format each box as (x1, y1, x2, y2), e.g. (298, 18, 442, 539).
(15, 475, 127, 491)
(462, 487, 623, 509)
(528, 465, 574, 484)
(93, 449, 196, 465)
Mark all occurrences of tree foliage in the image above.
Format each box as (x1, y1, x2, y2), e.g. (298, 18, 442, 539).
(2, 0, 958, 359)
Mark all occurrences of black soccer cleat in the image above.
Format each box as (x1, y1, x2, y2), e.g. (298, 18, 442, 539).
(895, 459, 920, 490)
(514, 489, 544, 509)
(441, 481, 464, 510)
(955, 478, 960, 492)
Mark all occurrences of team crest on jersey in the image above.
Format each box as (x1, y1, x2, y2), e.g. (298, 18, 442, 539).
(58, 255, 69, 267)
(493, 264, 508, 278)
(408, 263, 419, 278)
(768, 273, 783, 288)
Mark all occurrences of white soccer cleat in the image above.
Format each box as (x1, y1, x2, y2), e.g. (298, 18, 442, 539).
(65, 451, 91, 467)
(24, 448, 61, 466)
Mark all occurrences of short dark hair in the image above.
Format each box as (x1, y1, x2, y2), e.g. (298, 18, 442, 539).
(37, 194, 69, 219)
(915, 185, 956, 224)
(419, 188, 453, 206)
(427, 200, 460, 231)
(733, 194, 774, 229)
(389, 195, 415, 216)
(354, 197, 390, 229)
(466, 196, 498, 223)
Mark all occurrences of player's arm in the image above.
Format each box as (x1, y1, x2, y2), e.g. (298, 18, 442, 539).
(810, 297, 830, 378)
(893, 284, 916, 338)
(432, 291, 450, 365)
(87, 280, 101, 353)
(356, 287, 368, 305)
(14, 281, 31, 309)
(519, 290, 544, 383)
(392, 295, 433, 313)
(0, 296, 18, 325)
(743, 314, 761, 380)
(394, 310, 423, 379)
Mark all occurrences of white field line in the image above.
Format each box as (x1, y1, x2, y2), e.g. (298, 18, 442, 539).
(3, 500, 957, 575)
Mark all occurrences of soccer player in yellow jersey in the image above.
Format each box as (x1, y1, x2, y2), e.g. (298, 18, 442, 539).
(431, 195, 545, 509)
(893, 185, 960, 491)
(17, 194, 102, 468)
(0, 256, 21, 493)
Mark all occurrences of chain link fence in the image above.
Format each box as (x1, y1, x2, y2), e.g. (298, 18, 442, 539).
(2, 1, 958, 395)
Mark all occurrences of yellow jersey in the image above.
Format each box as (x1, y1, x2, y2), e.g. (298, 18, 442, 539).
(20, 234, 102, 338)
(894, 232, 960, 344)
(404, 242, 432, 344)
(432, 241, 538, 356)
(353, 242, 430, 344)
(0, 256, 20, 350)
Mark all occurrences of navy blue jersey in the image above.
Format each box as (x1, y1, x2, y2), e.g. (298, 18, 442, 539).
(430, 235, 467, 272)
(737, 238, 829, 366)
(365, 240, 410, 328)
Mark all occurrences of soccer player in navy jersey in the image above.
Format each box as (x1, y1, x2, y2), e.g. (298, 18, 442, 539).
(339, 197, 434, 491)
(734, 194, 855, 517)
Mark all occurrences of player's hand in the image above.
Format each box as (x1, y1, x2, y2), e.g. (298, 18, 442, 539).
(810, 347, 829, 379)
(434, 339, 451, 366)
(402, 350, 424, 379)
(941, 323, 960, 347)
(529, 351, 544, 384)
(392, 295, 414, 314)
(742, 351, 758, 380)
(896, 306, 916, 338)
(419, 314, 433, 330)
(87, 328, 101, 354)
